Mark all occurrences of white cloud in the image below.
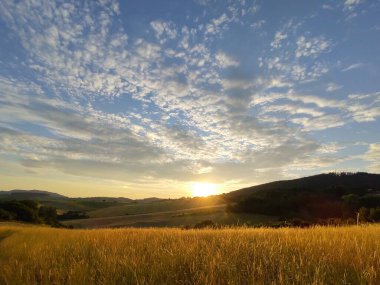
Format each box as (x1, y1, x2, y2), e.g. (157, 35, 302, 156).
(264, 32, 331, 84)
(326, 82, 343, 92)
(318, 142, 344, 154)
(271, 31, 288, 48)
(0, 0, 378, 192)
(215, 51, 240, 68)
(250, 20, 266, 30)
(150, 20, 177, 42)
(365, 144, 380, 160)
(295, 36, 331, 58)
(290, 114, 345, 131)
(0, 0, 132, 98)
(342, 63, 363, 72)
(205, 13, 230, 35)
(346, 92, 380, 122)
(365, 144, 380, 173)
(252, 90, 380, 130)
(344, 0, 362, 10)
(322, 4, 334, 10)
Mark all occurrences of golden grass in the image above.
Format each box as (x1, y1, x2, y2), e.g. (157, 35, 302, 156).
(0, 224, 379, 285)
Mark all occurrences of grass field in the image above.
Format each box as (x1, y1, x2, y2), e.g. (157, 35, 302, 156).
(0, 223, 379, 285)
(62, 196, 278, 229)
(64, 205, 277, 228)
(87, 197, 225, 218)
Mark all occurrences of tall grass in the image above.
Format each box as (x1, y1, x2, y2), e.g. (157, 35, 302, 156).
(0, 224, 379, 284)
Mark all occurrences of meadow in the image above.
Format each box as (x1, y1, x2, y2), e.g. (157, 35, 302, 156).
(0, 223, 379, 285)
(63, 205, 277, 229)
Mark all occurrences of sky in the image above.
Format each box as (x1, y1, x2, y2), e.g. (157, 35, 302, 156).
(0, 0, 379, 198)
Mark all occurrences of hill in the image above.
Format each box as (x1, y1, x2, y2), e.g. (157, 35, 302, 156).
(225, 172, 380, 200)
(2, 172, 380, 228)
(224, 172, 380, 223)
(0, 189, 68, 200)
(0, 190, 136, 212)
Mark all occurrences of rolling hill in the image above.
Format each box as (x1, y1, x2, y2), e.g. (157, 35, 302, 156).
(0, 190, 134, 212)
(0, 189, 67, 200)
(225, 172, 380, 201)
(2, 172, 380, 228)
(224, 172, 380, 222)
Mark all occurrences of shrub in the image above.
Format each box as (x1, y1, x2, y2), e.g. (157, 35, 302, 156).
(194, 220, 216, 229)
(0, 209, 14, 220)
(369, 208, 380, 222)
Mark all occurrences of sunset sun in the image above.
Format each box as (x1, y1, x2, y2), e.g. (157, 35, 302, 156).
(191, 183, 217, 197)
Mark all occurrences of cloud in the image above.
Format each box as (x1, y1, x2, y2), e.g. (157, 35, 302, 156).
(295, 36, 331, 58)
(322, 4, 334, 10)
(271, 31, 288, 48)
(344, 0, 362, 10)
(365, 144, 380, 173)
(261, 104, 324, 118)
(250, 20, 266, 30)
(215, 51, 240, 68)
(205, 13, 230, 35)
(0, 0, 131, 98)
(365, 144, 380, 160)
(342, 63, 363, 72)
(0, 0, 378, 194)
(291, 114, 345, 131)
(252, 90, 380, 130)
(264, 30, 331, 84)
(326, 82, 343, 92)
(150, 20, 177, 42)
(346, 92, 380, 122)
(318, 142, 344, 154)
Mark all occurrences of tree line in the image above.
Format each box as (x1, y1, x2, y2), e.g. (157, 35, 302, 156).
(226, 186, 380, 224)
(0, 200, 89, 227)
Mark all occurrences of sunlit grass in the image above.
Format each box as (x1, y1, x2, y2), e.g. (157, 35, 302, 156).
(0, 224, 379, 284)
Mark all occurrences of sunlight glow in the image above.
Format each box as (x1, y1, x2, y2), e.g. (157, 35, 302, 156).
(191, 182, 217, 197)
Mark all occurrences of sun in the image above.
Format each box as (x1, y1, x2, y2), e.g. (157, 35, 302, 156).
(191, 182, 217, 197)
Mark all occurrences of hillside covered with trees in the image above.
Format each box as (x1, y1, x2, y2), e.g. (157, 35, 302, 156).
(225, 172, 380, 224)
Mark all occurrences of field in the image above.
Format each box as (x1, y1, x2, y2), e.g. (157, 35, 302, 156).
(64, 204, 277, 228)
(60, 196, 278, 229)
(1, 223, 379, 285)
(86, 197, 225, 218)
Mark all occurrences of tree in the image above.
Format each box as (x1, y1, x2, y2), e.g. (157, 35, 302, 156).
(342, 194, 361, 212)
(358, 207, 370, 222)
(0, 209, 13, 220)
(38, 206, 58, 225)
(369, 208, 380, 222)
(0, 201, 39, 222)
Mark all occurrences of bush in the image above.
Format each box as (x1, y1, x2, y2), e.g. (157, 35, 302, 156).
(0, 200, 62, 226)
(58, 211, 89, 220)
(369, 208, 380, 222)
(289, 218, 311, 228)
(0, 201, 39, 223)
(0, 209, 14, 220)
(358, 207, 370, 222)
(194, 220, 216, 229)
(39, 207, 59, 226)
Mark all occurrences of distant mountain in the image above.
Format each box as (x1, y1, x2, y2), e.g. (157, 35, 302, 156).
(0, 190, 134, 212)
(0, 190, 134, 202)
(136, 197, 165, 203)
(72, 197, 133, 203)
(225, 172, 380, 201)
(0, 189, 68, 200)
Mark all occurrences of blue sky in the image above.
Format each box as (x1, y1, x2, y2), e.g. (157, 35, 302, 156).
(0, 0, 379, 198)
